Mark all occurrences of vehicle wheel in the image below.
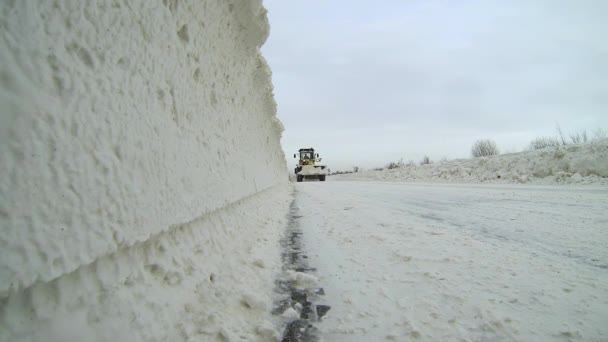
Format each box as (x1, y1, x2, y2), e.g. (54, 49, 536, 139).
(319, 175, 326, 181)
(297, 175, 303, 182)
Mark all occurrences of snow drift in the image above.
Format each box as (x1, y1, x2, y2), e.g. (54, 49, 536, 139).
(336, 143, 608, 185)
(0, 0, 288, 340)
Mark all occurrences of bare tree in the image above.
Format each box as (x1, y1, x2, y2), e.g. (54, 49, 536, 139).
(556, 123, 567, 145)
(592, 128, 607, 142)
(528, 127, 606, 150)
(471, 139, 500, 157)
(529, 137, 560, 150)
(386, 161, 399, 169)
(420, 155, 431, 165)
(352, 166, 359, 173)
(569, 130, 588, 144)
(386, 158, 405, 169)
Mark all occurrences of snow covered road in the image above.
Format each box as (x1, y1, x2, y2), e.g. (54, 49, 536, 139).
(295, 181, 608, 341)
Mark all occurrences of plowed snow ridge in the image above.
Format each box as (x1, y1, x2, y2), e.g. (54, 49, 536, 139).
(0, 0, 289, 340)
(336, 143, 608, 186)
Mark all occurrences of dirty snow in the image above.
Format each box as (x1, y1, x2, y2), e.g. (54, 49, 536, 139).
(336, 143, 608, 186)
(296, 181, 608, 341)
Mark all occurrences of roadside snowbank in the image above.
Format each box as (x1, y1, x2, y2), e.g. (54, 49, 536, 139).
(335, 143, 608, 185)
(1, 0, 288, 340)
(2, 186, 291, 341)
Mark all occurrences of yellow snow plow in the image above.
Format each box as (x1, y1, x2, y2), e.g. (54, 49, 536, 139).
(294, 148, 328, 182)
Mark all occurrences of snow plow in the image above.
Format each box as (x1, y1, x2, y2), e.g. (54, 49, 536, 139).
(294, 148, 328, 182)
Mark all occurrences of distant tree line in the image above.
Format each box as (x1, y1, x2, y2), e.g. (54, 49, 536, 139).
(358, 125, 607, 173)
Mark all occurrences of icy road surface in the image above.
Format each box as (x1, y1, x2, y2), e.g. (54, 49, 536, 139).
(295, 181, 608, 341)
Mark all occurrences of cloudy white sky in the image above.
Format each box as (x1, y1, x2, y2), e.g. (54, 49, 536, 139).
(262, 0, 608, 171)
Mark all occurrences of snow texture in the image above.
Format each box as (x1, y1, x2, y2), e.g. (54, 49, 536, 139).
(298, 165, 329, 176)
(1, 0, 288, 340)
(296, 181, 608, 341)
(337, 143, 608, 186)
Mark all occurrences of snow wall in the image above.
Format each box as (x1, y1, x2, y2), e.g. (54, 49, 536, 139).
(0, 1, 290, 340)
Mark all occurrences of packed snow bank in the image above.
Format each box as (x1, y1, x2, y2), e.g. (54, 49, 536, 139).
(1, 0, 288, 340)
(336, 143, 608, 185)
(2, 187, 291, 341)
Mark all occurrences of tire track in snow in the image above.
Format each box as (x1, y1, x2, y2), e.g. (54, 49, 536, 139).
(274, 198, 331, 341)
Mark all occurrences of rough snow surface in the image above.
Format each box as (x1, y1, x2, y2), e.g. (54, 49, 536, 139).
(1, 186, 292, 341)
(1, 0, 289, 340)
(286, 270, 320, 289)
(336, 143, 608, 186)
(298, 165, 329, 176)
(296, 181, 608, 341)
(1, 0, 285, 293)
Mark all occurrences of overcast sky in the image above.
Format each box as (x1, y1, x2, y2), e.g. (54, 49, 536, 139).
(262, 0, 608, 171)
